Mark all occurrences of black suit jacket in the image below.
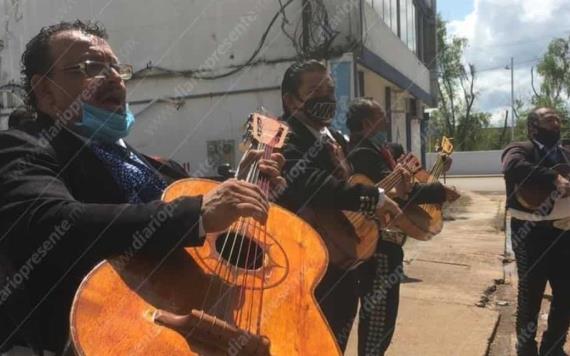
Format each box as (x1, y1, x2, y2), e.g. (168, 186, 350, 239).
(0, 114, 203, 352)
(276, 116, 379, 214)
(502, 140, 570, 211)
(349, 140, 446, 204)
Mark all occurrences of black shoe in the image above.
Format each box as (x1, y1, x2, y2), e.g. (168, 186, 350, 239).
(517, 342, 539, 356)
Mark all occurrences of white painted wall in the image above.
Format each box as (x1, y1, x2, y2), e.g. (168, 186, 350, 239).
(361, 0, 431, 95)
(0, 0, 433, 174)
(0, 0, 300, 174)
(410, 118, 421, 158)
(426, 150, 504, 176)
(0, 0, 301, 82)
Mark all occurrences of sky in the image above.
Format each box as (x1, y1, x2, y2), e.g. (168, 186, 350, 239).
(437, 0, 570, 125)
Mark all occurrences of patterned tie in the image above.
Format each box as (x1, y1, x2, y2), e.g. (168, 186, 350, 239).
(90, 142, 168, 203)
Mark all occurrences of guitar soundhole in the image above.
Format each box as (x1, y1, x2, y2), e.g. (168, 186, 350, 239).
(215, 233, 264, 270)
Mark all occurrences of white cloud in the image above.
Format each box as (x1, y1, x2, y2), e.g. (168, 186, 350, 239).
(445, 0, 570, 125)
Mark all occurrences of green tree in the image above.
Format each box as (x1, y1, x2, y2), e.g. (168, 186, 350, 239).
(432, 15, 490, 151)
(531, 36, 570, 115)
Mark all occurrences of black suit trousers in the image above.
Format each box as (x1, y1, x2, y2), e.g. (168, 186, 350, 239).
(512, 219, 570, 356)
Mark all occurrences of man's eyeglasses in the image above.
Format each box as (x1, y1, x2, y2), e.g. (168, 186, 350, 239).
(60, 60, 133, 80)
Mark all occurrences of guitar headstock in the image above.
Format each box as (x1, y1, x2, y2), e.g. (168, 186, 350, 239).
(397, 153, 422, 175)
(437, 136, 454, 156)
(243, 112, 289, 149)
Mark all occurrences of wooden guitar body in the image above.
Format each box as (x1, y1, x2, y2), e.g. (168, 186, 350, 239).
(70, 179, 340, 355)
(338, 154, 423, 263)
(403, 167, 445, 241)
(399, 137, 456, 241)
(515, 164, 570, 210)
(340, 174, 380, 265)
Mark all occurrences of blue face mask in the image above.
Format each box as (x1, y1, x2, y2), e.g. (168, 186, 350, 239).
(75, 102, 135, 143)
(369, 130, 387, 147)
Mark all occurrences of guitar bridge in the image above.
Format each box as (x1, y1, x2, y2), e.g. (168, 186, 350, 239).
(152, 309, 270, 355)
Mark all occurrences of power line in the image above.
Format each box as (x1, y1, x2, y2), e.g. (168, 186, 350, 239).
(465, 29, 570, 50)
(475, 57, 541, 73)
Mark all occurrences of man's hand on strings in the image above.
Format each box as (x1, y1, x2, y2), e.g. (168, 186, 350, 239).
(393, 165, 413, 199)
(238, 150, 287, 193)
(555, 174, 570, 197)
(201, 179, 269, 233)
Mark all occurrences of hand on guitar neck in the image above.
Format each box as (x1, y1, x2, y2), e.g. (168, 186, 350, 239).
(238, 150, 287, 190)
(555, 174, 570, 198)
(391, 165, 413, 199)
(202, 149, 286, 233)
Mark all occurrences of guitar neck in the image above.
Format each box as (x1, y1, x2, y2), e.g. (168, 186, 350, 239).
(429, 154, 447, 180)
(376, 170, 403, 191)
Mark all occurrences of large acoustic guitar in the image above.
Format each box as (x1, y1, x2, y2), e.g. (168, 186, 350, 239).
(69, 113, 340, 355)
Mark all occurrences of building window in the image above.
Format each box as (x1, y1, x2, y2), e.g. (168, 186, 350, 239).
(373, 0, 418, 54)
(400, 0, 408, 44)
(408, 0, 417, 53)
(390, 0, 398, 34)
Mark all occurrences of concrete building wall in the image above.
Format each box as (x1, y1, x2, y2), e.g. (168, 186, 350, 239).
(0, 0, 300, 174)
(129, 87, 283, 172)
(410, 118, 421, 158)
(360, 65, 387, 109)
(0, 0, 301, 82)
(0, 0, 435, 174)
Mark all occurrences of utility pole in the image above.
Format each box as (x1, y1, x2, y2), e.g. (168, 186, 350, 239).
(510, 57, 515, 141)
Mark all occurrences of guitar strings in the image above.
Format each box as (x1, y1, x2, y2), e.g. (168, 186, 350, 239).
(249, 143, 273, 334)
(228, 140, 273, 334)
(237, 143, 266, 330)
(199, 142, 260, 322)
(423, 156, 446, 215)
(224, 155, 262, 324)
(183, 123, 286, 343)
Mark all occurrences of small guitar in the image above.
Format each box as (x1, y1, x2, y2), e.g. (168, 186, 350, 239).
(400, 136, 457, 241)
(334, 154, 422, 268)
(515, 164, 570, 210)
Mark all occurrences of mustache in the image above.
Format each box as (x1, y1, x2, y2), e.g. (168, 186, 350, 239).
(90, 85, 125, 102)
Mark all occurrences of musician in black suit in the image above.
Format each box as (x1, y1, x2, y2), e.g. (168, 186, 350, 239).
(276, 61, 401, 351)
(502, 107, 570, 356)
(345, 97, 457, 355)
(0, 21, 284, 355)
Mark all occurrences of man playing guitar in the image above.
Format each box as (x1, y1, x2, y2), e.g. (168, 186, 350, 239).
(276, 61, 401, 351)
(502, 107, 570, 356)
(346, 97, 458, 355)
